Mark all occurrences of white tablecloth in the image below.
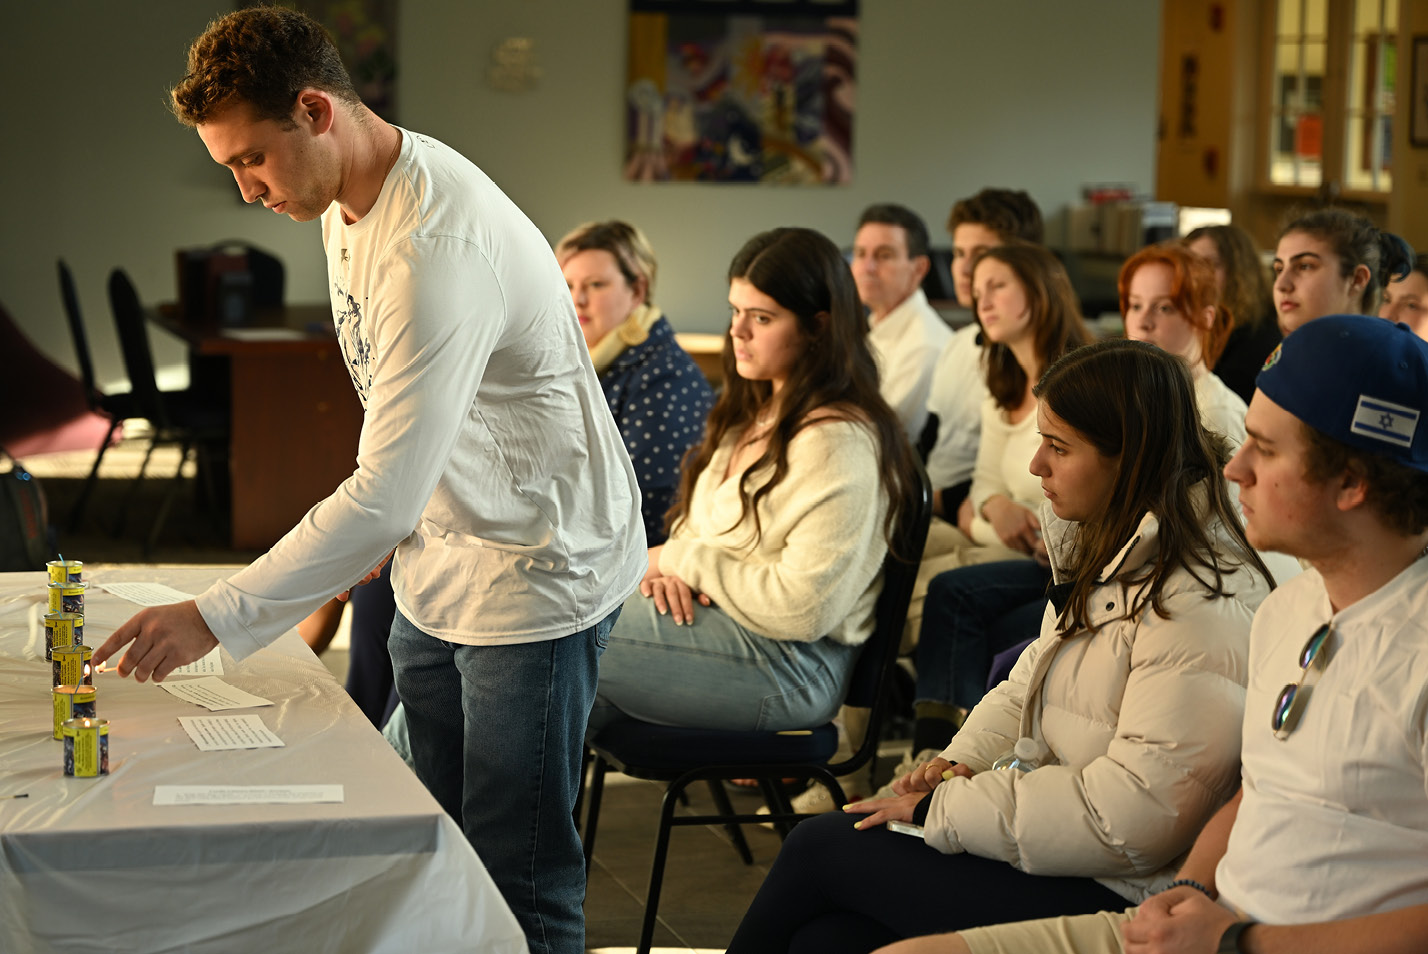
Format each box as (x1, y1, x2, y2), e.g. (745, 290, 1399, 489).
(0, 566, 527, 954)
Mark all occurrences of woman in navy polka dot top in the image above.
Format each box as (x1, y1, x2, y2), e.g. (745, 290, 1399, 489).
(558, 221, 715, 544)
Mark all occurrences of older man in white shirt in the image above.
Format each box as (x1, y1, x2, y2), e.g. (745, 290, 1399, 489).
(852, 204, 951, 441)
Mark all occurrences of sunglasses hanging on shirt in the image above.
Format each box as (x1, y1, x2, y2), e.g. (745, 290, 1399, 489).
(1271, 623, 1332, 740)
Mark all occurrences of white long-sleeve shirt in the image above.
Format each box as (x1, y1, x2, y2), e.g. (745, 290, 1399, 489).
(924, 323, 987, 489)
(867, 289, 952, 440)
(196, 127, 646, 659)
(967, 397, 1042, 546)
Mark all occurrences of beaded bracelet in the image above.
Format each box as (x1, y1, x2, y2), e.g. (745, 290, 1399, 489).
(1165, 878, 1214, 899)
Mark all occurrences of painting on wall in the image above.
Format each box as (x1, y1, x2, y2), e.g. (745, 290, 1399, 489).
(625, 0, 858, 185)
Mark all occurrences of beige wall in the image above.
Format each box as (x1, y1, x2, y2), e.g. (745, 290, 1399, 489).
(0, 0, 1160, 390)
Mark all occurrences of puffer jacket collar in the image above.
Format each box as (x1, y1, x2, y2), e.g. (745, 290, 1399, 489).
(1021, 483, 1217, 742)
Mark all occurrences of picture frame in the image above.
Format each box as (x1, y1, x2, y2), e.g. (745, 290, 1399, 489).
(1413, 36, 1428, 148)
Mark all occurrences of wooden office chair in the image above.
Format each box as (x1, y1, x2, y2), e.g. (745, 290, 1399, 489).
(579, 464, 933, 954)
(106, 268, 229, 556)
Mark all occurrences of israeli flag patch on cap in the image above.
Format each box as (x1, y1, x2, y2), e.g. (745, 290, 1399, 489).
(1352, 395, 1420, 448)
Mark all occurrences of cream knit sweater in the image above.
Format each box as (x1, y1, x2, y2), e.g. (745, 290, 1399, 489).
(659, 420, 890, 645)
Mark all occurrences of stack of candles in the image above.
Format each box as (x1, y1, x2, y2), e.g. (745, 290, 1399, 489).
(43, 558, 109, 778)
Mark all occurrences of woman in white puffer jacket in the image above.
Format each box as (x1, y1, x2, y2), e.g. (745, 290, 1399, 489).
(725, 339, 1276, 954)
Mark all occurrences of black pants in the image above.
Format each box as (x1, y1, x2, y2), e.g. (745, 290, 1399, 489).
(345, 560, 399, 728)
(726, 811, 1126, 954)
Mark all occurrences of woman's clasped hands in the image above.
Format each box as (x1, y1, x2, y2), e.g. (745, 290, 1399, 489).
(844, 755, 975, 830)
(640, 544, 712, 626)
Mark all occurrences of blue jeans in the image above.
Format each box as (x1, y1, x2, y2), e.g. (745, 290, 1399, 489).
(588, 594, 859, 734)
(916, 560, 1049, 710)
(389, 608, 617, 954)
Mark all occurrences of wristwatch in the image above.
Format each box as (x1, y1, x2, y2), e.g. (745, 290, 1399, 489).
(1216, 920, 1253, 952)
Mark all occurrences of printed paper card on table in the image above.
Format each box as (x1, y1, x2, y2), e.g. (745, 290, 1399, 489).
(178, 715, 284, 751)
(154, 785, 343, 806)
(159, 677, 271, 711)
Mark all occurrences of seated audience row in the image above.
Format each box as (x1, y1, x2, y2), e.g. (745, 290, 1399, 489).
(871, 316, 1428, 954)
(725, 338, 1275, 952)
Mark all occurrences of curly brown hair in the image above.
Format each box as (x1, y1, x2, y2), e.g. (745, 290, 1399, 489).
(946, 189, 1044, 244)
(171, 6, 360, 128)
(1300, 422, 1428, 536)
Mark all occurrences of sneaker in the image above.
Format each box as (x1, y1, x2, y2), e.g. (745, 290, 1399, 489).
(869, 747, 946, 800)
(754, 773, 868, 828)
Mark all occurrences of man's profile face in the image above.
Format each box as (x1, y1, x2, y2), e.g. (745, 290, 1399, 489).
(1224, 391, 1340, 559)
(197, 99, 337, 223)
(851, 222, 926, 317)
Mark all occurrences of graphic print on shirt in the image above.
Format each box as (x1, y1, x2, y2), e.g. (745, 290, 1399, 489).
(332, 276, 375, 408)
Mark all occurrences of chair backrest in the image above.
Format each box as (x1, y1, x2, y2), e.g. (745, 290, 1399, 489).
(107, 268, 169, 429)
(831, 462, 933, 773)
(57, 260, 100, 409)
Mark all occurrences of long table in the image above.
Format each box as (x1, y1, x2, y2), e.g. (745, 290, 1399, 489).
(0, 566, 527, 954)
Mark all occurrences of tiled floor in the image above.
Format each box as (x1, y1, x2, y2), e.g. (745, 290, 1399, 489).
(24, 437, 835, 953)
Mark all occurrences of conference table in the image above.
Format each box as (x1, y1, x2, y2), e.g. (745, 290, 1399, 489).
(0, 566, 527, 954)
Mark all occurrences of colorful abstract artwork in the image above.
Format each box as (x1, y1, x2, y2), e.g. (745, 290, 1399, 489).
(625, 1, 858, 184)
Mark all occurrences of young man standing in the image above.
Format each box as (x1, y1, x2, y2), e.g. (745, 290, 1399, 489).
(879, 314, 1428, 954)
(91, 10, 645, 954)
(851, 203, 951, 441)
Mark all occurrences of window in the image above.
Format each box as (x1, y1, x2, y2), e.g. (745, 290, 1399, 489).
(1265, 0, 1396, 195)
(1344, 0, 1396, 192)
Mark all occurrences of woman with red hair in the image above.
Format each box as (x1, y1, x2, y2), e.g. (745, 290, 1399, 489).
(1119, 242, 1244, 448)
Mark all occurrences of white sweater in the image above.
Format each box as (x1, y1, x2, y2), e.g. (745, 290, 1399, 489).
(660, 420, 890, 645)
(868, 289, 953, 440)
(967, 397, 1042, 546)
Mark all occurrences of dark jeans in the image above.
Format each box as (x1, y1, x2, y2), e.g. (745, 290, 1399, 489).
(726, 811, 1126, 954)
(916, 559, 1049, 711)
(344, 559, 398, 728)
(389, 607, 617, 954)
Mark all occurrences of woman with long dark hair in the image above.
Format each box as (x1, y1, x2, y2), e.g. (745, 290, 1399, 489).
(1183, 223, 1280, 403)
(586, 228, 919, 735)
(725, 339, 1274, 954)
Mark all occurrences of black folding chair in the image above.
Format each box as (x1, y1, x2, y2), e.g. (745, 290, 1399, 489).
(59, 260, 140, 531)
(106, 268, 229, 556)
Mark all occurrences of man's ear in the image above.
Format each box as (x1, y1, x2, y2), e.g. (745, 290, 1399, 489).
(293, 88, 336, 136)
(910, 254, 930, 285)
(1334, 460, 1371, 513)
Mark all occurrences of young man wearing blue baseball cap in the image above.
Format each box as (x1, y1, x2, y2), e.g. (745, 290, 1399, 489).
(872, 315, 1428, 954)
